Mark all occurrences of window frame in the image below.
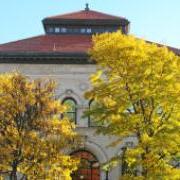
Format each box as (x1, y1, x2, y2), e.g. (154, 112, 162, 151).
(87, 28, 92, 34)
(60, 27, 67, 33)
(80, 28, 86, 33)
(88, 99, 98, 127)
(62, 97, 77, 124)
(54, 27, 60, 33)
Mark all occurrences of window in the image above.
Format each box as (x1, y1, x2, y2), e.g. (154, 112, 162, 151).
(87, 28, 92, 34)
(80, 28, 86, 33)
(47, 27, 54, 33)
(73, 28, 79, 33)
(62, 98, 77, 123)
(55, 27, 60, 33)
(88, 100, 98, 127)
(68, 28, 73, 33)
(61, 27, 67, 33)
(46, 26, 119, 35)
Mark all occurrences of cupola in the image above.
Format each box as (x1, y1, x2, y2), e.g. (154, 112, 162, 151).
(42, 5, 130, 35)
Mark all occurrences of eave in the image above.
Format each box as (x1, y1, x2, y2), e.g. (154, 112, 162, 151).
(42, 19, 130, 27)
(0, 52, 93, 64)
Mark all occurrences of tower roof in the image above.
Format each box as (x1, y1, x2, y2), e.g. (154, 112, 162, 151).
(44, 9, 128, 21)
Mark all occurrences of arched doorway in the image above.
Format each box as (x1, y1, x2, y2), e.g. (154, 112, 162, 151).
(71, 150, 100, 180)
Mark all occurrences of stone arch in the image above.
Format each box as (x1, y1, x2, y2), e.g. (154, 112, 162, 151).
(85, 140, 108, 164)
(58, 89, 83, 105)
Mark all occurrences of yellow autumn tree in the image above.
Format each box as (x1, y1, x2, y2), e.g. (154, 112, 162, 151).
(0, 73, 79, 180)
(85, 32, 180, 179)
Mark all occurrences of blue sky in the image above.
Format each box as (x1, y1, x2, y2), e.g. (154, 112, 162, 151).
(0, 0, 179, 48)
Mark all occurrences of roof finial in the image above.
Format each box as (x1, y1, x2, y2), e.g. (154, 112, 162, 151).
(85, 3, 90, 11)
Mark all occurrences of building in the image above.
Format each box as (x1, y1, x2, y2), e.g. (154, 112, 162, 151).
(0, 4, 179, 180)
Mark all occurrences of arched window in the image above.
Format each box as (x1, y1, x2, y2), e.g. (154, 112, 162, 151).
(62, 98, 77, 124)
(88, 100, 98, 127)
(71, 150, 100, 180)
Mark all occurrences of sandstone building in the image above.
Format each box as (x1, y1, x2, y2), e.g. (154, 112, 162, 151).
(0, 5, 179, 180)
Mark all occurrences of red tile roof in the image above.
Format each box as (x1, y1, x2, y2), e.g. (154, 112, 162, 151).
(0, 34, 179, 56)
(46, 10, 127, 20)
(0, 35, 92, 53)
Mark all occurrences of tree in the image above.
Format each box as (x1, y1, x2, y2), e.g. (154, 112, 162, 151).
(85, 32, 180, 179)
(0, 73, 79, 180)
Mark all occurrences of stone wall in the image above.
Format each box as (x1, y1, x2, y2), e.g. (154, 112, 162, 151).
(0, 63, 136, 180)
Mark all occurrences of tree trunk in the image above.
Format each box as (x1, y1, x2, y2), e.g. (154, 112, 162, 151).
(10, 162, 18, 180)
